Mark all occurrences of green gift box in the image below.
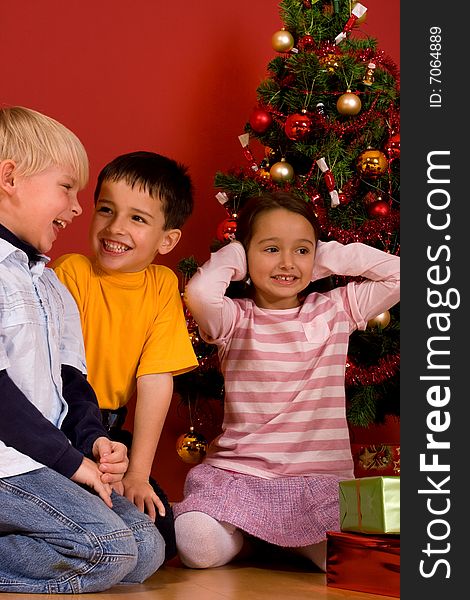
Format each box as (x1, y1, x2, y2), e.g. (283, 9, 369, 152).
(339, 476, 400, 534)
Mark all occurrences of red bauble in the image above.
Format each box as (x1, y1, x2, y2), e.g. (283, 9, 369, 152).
(284, 111, 312, 141)
(298, 35, 315, 52)
(385, 133, 401, 160)
(216, 217, 237, 242)
(249, 107, 273, 134)
(338, 191, 350, 205)
(368, 200, 390, 218)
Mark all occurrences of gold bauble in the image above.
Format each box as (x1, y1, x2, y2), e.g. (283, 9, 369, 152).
(271, 29, 294, 53)
(176, 427, 208, 464)
(269, 158, 294, 183)
(367, 310, 391, 329)
(336, 91, 362, 116)
(356, 148, 389, 178)
(189, 330, 200, 344)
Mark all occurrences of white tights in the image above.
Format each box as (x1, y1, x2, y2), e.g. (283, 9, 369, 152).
(175, 511, 326, 571)
(175, 511, 244, 569)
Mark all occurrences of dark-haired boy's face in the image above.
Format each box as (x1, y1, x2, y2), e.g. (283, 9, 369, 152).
(89, 179, 168, 273)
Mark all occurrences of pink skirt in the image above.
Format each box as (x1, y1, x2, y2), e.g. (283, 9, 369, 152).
(173, 463, 341, 547)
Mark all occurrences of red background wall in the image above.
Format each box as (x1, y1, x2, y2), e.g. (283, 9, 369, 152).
(2, 1, 399, 500)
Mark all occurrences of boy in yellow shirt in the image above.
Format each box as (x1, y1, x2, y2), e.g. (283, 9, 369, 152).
(53, 151, 198, 561)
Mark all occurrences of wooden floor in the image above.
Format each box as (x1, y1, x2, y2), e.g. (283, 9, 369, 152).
(2, 554, 397, 599)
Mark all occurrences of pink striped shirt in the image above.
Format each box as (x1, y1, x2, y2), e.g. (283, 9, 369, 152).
(185, 240, 400, 480)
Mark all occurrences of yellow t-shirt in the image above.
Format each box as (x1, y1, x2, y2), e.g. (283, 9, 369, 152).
(52, 254, 198, 410)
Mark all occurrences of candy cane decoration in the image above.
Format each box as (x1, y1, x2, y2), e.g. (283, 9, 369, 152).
(238, 133, 259, 172)
(335, 3, 367, 45)
(317, 157, 340, 207)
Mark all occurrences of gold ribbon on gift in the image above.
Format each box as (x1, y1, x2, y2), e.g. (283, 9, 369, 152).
(355, 479, 362, 530)
(339, 476, 400, 534)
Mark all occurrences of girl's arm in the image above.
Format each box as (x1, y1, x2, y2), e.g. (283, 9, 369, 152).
(312, 240, 400, 328)
(184, 241, 247, 342)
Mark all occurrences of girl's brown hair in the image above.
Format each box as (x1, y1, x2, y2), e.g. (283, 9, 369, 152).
(235, 191, 320, 251)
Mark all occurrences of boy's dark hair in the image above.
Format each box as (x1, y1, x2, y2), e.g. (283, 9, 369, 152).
(235, 190, 320, 252)
(94, 150, 194, 229)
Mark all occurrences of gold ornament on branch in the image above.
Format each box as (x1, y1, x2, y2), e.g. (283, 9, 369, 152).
(336, 91, 362, 115)
(176, 426, 208, 464)
(271, 28, 294, 53)
(356, 148, 389, 178)
(367, 310, 391, 329)
(270, 158, 294, 183)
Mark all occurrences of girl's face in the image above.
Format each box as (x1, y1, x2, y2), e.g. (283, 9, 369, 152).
(246, 207, 316, 309)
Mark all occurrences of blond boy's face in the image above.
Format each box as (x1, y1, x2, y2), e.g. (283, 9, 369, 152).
(1, 164, 82, 254)
(90, 179, 177, 273)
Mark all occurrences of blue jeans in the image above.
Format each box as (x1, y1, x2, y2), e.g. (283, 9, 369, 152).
(0, 467, 165, 593)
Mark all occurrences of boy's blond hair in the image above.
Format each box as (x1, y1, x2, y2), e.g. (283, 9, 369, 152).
(0, 106, 89, 189)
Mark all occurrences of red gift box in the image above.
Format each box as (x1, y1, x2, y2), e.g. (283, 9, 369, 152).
(327, 530, 400, 597)
(351, 443, 400, 478)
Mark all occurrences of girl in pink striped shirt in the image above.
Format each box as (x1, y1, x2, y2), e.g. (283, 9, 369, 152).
(173, 191, 400, 571)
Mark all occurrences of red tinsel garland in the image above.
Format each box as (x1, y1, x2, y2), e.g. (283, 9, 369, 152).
(345, 352, 400, 386)
(268, 93, 384, 139)
(318, 210, 400, 244)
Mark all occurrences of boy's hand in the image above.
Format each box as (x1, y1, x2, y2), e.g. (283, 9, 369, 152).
(92, 436, 129, 484)
(111, 481, 125, 496)
(121, 472, 165, 522)
(71, 456, 113, 508)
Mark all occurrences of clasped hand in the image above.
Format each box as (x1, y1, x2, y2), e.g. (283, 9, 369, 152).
(70, 437, 129, 508)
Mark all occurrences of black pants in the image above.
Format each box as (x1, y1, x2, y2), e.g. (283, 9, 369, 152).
(100, 408, 176, 562)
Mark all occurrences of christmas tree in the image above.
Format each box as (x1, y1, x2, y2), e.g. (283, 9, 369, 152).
(176, 0, 400, 434)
